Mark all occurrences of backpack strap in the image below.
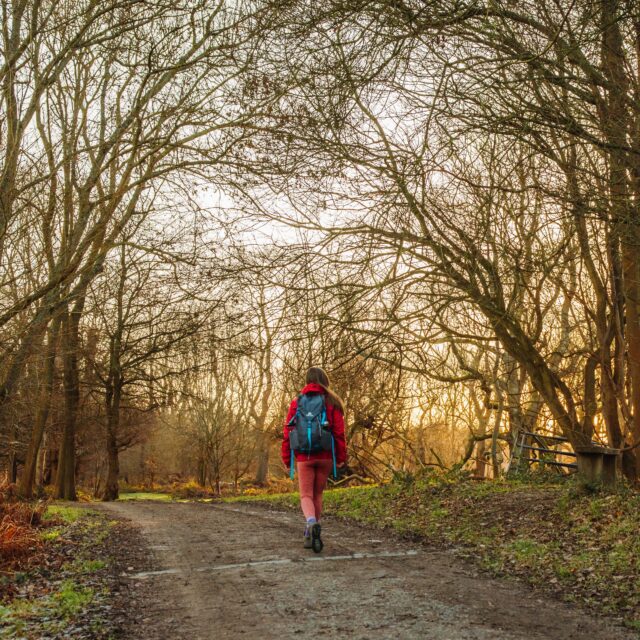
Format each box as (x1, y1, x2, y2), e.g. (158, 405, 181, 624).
(331, 434, 337, 479)
(320, 396, 328, 428)
(288, 395, 304, 479)
(287, 395, 304, 427)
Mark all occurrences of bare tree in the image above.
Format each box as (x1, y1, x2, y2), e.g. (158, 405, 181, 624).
(251, 0, 640, 479)
(2, 0, 291, 495)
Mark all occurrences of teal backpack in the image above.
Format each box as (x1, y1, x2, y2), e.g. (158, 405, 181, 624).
(287, 393, 337, 479)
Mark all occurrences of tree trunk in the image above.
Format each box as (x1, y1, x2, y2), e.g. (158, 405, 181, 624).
(55, 295, 85, 501)
(197, 452, 207, 487)
(7, 422, 18, 483)
(474, 439, 486, 478)
(487, 311, 590, 448)
(254, 429, 270, 485)
(621, 237, 640, 469)
(599, 0, 640, 477)
(491, 397, 504, 479)
(36, 433, 47, 495)
(103, 377, 122, 501)
(18, 316, 61, 498)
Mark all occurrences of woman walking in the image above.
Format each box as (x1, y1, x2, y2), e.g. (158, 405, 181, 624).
(282, 367, 347, 552)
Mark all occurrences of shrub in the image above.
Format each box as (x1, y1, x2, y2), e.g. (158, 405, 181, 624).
(0, 483, 47, 566)
(170, 480, 216, 499)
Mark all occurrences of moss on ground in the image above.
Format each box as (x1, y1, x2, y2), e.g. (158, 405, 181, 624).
(226, 474, 640, 630)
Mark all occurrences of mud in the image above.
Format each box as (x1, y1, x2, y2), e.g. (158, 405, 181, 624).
(95, 500, 635, 640)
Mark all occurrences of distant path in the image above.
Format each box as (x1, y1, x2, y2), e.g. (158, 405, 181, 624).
(96, 500, 633, 640)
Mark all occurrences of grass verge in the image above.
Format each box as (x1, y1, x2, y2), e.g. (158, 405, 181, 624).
(118, 491, 173, 502)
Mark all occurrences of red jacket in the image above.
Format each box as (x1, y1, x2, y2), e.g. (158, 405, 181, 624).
(281, 383, 347, 467)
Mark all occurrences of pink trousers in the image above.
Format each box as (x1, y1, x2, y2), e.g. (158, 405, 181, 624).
(296, 459, 332, 520)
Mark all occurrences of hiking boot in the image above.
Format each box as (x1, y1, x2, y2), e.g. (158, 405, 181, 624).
(311, 523, 323, 553)
(303, 527, 313, 549)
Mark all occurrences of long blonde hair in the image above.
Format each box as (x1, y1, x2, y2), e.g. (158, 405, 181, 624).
(305, 366, 344, 413)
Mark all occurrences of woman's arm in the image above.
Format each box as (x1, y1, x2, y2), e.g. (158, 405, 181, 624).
(331, 406, 347, 465)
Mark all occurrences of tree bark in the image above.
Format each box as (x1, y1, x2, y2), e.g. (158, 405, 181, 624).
(475, 438, 487, 478)
(55, 294, 86, 500)
(103, 374, 122, 501)
(254, 429, 270, 485)
(599, 0, 640, 475)
(18, 315, 61, 498)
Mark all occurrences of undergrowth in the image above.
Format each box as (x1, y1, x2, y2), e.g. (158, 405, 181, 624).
(1, 497, 112, 639)
(0, 484, 47, 570)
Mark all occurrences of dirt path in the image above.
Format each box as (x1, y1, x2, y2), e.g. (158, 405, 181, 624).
(96, 500, 634, 640)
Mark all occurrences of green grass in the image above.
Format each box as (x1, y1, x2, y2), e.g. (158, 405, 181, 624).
(0, 580, 94, 637)
(53, 580, 94, 617)
(40, 529, 61, 541)
(506, 538, 551, 567)
(118, 491, 173, 501)
(40, 504, 91, 546)
(44, 504, 87, 523)
(66, 558, 107, 574)
(224, 484, 381, 511)
(627, 620, 640, 632)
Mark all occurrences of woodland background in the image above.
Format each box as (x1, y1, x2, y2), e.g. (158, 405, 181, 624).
(2, 0, 640, 501)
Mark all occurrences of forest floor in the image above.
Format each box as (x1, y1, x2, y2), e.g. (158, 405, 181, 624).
(2, 477, 638, 639)
(0, 502, 150, 639)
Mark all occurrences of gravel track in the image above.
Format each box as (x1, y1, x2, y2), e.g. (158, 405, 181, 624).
(96, 500, 634, 640)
